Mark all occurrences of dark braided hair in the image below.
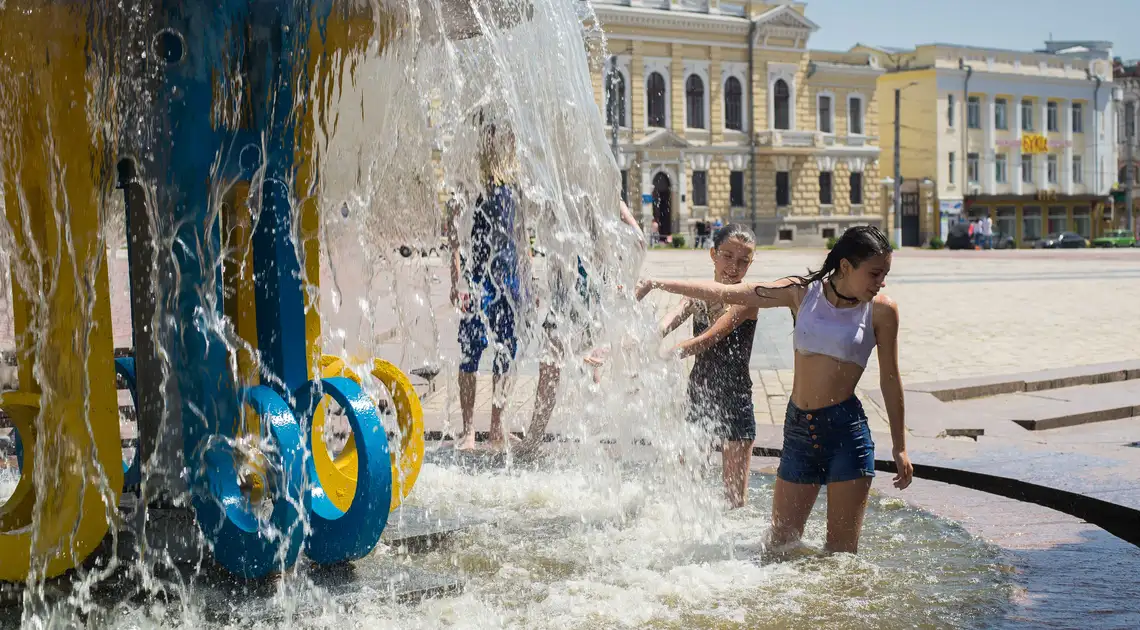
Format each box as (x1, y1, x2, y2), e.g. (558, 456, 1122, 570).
(789, 225, 892, 287)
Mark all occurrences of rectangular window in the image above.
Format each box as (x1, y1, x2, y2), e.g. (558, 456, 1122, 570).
(1072, 102, 1083, 133)
(967, 96, 981, 129)
(995, 98, 1008, 130)
(1126, 102, 1137, 139)
(997, 206, 1016, 241)
(729, 171, 745, 207)
(1022, 206, 1042, 241)
(1073, 206, 1091, 237)
(947, 94, 955, 127)
(775, 171, 790, 207)
(819, 171, 833, 205)
(1048, 206, 1067, 234)
(948, 151, 956, 184)
(1021, 99, 1034, 131)
(1047, 155, 1058, 184)
(1047, 101, 1059, 132)
(818, 95, 832, 133)
(967, 152, 980, 183)
(849, 97, 864, 135)
(1073, 155, 1083, 184)
(1021, 154, 1033, 183)
(849, 172, 863, 205)
(691, 170, 708, 207)
(995, 154, 1008, 183)
(621, 170, 629, 202)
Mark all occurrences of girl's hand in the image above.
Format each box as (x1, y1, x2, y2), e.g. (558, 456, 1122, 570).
(892, 448, 913, 490)
(635, 279, 655, 301)
(658, 345, 680, 360)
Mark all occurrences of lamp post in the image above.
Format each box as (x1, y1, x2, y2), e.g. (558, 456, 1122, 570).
(892, 81, 920, 247)
(1114, 85, 1136, 235)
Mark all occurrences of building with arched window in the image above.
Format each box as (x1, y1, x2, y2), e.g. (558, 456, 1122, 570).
(593, 0, 884, 246)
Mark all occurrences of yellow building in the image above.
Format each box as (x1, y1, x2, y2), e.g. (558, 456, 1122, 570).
(861, 40, 1118, 246)
(591, 1, 885, 247)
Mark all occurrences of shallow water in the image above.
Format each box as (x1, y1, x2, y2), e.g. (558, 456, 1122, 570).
(5, 459, 1012, 630)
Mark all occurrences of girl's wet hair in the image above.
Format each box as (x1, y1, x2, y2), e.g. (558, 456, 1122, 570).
(712, 223, 756, 249)
(791, 225, 891, 286)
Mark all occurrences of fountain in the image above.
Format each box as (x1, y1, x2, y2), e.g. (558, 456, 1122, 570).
(0, 1, 1023, 628)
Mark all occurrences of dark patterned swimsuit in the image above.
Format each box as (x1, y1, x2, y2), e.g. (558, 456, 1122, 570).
(685, 305, 757, 442)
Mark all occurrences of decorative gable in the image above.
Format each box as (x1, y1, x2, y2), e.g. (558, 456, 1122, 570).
(752, 4, 818, 48)
(636, 128, 692, 150)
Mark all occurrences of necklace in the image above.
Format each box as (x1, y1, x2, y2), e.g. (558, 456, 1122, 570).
(828, 276, 858, 303)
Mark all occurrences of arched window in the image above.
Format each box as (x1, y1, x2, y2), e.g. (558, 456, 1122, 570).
(724, 77, 743, 131)
(685, 75, 704, 129)
(647, 72, 667, 128)
(605, 71, 626, 127)
(774, 79, 791, 130)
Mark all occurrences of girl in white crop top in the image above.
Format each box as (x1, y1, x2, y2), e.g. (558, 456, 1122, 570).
(637, 225, 913, 557)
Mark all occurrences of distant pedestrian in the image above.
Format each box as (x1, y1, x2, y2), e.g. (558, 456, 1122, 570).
(982, 215, 993, 249)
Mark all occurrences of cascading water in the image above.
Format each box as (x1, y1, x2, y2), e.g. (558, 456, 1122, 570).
(0, 1, 1015, 628)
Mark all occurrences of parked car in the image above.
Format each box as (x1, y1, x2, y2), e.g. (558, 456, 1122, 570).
(991, 232, 1016, 249)
(1034, 232, 1088, 249)
(1091, 229, 1136, 248)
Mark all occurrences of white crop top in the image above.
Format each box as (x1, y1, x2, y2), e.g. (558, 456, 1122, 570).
(792, 280, 877, 368)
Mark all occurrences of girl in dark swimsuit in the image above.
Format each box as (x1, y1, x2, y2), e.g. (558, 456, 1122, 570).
(658, 224, 758, 508)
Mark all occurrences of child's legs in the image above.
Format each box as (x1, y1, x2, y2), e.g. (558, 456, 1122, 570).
(457, 314, 487, 439)
(722, 439, 754, 509)
(487, 297, 518, 442)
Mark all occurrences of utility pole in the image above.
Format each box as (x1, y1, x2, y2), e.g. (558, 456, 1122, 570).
(1127, 103, 1135, 236)
(893, 88, 903, 248)
(609, 54, 619, 162)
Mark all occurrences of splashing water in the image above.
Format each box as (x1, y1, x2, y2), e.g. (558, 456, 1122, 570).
(0, 0, 1014, 627)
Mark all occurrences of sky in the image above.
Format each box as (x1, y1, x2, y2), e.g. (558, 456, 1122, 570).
(803, 0, 1140, 61)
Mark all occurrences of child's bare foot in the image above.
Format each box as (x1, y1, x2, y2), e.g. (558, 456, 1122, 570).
(488, 432, 520, 453)
(456, 432, 478, 451)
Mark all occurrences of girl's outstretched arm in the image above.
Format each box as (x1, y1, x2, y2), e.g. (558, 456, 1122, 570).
(657, 298, 695, 337)
(637, 277, 800, 309)
(668, 305, 758, 359)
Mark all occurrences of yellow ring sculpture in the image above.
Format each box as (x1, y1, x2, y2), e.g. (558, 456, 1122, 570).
(313, 355, 425, 513)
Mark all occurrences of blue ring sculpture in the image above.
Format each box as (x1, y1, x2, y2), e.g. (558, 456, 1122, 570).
(294, 377, 394, 564)
(196, 385, 307, 579)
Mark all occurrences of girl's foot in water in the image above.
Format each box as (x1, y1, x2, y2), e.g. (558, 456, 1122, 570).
(456, 432, 478, 451)
(488, 431, 521, 453)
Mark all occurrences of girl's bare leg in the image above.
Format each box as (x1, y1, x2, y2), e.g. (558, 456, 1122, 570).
(721, 440, 754, 508)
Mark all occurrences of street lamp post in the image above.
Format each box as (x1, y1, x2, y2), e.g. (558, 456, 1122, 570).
(1115, 85, 1136, 236)
(892, 82, 919, 247)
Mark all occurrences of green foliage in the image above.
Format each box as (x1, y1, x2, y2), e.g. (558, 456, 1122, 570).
(928, 236, 944, 250)
(826, 236, 838, 250)
(671, 233, 686, 248)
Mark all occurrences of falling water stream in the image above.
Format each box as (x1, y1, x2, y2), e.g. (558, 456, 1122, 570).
(0, 0, 1015, 627)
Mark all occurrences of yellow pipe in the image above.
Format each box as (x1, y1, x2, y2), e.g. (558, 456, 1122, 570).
(0, 2, 124, 581)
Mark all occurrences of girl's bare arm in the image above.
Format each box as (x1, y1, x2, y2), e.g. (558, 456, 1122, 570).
(669, 305, 758, 359)
(657, 298, 694, 337)
(637, 277, 800, 309)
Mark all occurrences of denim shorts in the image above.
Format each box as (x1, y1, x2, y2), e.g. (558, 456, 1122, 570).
(777, 396, 875, 485)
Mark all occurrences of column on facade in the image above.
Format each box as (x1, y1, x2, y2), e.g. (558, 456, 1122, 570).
(639, 152, 652, 227)
(1038, 99, 1049, 186)
(631, 43, 645, 133)
(983, 94, 995, 193)
(671, 44, 684, 135)
(1013, 93, 1024, 195)
(1062, 99, 1074, 194)
(710, 49, 723, 143)
(1039, 99, 1044, 184)
(677, 150, 688, 231)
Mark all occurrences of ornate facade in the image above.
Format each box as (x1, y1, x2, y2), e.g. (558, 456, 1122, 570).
(591, 0, 885, 247)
